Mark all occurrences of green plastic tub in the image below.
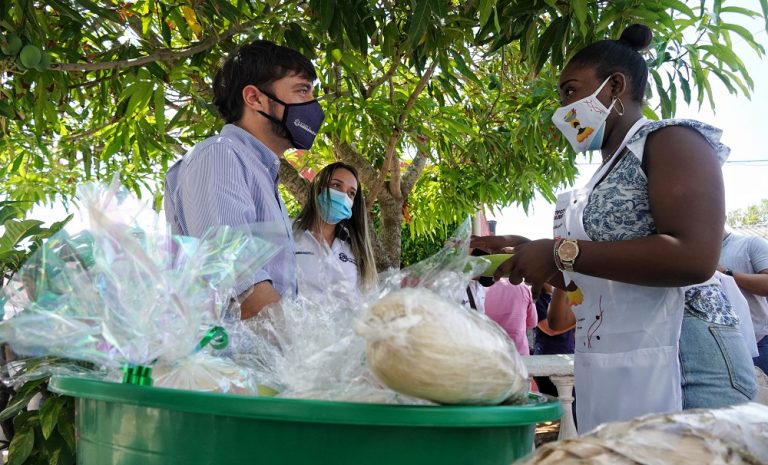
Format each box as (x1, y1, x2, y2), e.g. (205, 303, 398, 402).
(49, 376, 562, 465)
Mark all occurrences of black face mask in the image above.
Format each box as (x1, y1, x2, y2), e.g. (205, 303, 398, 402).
(257, 88, 325, 150)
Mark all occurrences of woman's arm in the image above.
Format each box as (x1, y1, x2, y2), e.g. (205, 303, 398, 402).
(501, 125, 725, 288)
(546, 287, 576, 332)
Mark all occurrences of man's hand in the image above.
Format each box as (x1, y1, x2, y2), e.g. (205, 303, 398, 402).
(240, 281, 281, 320)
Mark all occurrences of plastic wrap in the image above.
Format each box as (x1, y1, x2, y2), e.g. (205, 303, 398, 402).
(227, 294, 424, 403)
(515, 402, 768, 465)
(354, 220, 530, 405)
(356, 287, 529, 405)
(0, 182, 279, 394)
(214, 220, 528, 404)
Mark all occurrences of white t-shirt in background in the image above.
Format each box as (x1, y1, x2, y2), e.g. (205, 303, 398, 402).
(720, 233, 768, 340)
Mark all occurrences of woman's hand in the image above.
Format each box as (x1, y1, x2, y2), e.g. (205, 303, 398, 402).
(493, 239, 560, 289)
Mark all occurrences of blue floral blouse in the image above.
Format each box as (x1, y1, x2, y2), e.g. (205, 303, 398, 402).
(582, 119, 737, 326)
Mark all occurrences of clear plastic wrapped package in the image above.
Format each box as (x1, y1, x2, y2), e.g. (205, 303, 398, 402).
(516, 402, 768, 465)
(355, 221, 529, 405)
(0, 182, 279, 394)
(357, 287, 530, 405)
(228, 294, 422, 403)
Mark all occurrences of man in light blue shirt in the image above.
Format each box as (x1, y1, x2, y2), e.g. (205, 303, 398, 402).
(164, 40, 325, 319)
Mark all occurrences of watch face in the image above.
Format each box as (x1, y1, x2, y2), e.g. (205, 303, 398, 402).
(558, 241, 579, 261)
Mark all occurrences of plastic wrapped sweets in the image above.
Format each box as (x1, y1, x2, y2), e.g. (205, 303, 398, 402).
(227, 220, 529, 405)
(355, 221, 530, 405)
(516, 402, 768, 465)
(0, 182, 279, 394)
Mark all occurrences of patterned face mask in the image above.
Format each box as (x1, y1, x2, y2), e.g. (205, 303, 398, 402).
(552, 76, 616, 153)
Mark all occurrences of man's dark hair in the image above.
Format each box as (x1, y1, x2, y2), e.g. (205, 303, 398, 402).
(212, 40, 317, 124)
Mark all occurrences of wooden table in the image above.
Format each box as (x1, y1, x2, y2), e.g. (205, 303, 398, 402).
(523, 354, 576, 439)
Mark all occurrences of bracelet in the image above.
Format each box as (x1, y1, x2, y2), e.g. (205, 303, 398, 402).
(553, 237, 564, 271)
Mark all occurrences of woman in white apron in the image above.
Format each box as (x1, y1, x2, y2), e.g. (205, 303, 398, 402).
(293, 162, 377, 301)
(472, 24, 756, 433)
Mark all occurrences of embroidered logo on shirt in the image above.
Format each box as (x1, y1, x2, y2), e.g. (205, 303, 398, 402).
(338, 252, 357, 265)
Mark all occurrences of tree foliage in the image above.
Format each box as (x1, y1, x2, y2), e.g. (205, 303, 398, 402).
(727, 198, 768, 227)
(0, 0, 766, 268)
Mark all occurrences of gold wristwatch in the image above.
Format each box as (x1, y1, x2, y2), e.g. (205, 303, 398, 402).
(556, 239, 580, 272)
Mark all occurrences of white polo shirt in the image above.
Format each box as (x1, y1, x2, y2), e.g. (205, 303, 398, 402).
(294, 228, 361, 301)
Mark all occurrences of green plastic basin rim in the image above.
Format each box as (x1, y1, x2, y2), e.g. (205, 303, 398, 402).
(49, 376, 562, 427)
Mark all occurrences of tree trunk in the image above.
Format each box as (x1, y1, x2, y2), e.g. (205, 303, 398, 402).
(375, 185, 403, 271)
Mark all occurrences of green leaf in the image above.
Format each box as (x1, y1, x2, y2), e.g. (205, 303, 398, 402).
(8, 428, 35, 465)
(57, 401, 76, 452)
(317, 0, 336, 31)
(0, 219, 45, 252)
(534, 17, 561, 73)
(11, 153, 25, 173)
(449, 50, 482, 86)
(677, 71, 691, 105)
(154, 84, 166, 135)
(40, 397, 65, 440)
(659, 0, 696, 18)
(571, 0, 588, 37)
(406, 0, 431, 49)
(718, 6, 760, 17)
(73, 0, 121, 21)
(478, 0, 496, 27)
(699, 44, 744, 71)
(761, 0, 768, 34)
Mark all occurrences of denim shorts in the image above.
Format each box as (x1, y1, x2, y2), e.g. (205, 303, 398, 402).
(679, 313, 758, 409)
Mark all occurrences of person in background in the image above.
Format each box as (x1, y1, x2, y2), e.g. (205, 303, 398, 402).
(293, 162, 377, 300)
(532, 284, 575, 397)
(472, 24, 756, 433)
(484, 278, 537, 356)
(718, 229, 768, 374)
(164, 40, 324, 319)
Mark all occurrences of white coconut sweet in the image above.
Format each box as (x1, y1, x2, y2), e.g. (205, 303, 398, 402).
(517, 402, 768, 465)
(356, 287, 529, 405)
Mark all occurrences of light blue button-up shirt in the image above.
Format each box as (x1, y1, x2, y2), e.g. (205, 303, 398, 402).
(164, 124, 296, 297)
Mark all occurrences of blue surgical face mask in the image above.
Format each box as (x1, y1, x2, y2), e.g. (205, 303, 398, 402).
(258, 88, 325, 150)
(317, 188, 353, 225)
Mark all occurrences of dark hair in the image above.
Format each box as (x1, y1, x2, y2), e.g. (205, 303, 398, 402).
(212, 40, 317, 124)
(294, 162, 378, 288)
(567, 24, 653, 102)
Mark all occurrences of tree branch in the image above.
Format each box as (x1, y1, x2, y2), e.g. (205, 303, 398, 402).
(50, 20, 256, 72)
(400, 148, 429, 199)
(278, 158, 310, 205)
(332, 138, 377, 187)
(364, 53, 402, 98)
(62, 116, 120, 142)
(367, 61, 437, 206)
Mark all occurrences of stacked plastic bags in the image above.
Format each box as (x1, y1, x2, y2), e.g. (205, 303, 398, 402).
(0, 182, 279, 394)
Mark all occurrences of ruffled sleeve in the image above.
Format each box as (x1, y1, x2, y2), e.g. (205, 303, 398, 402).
(626, 119, 730, 165)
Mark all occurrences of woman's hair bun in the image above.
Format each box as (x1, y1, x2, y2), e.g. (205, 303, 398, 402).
(619, 24, 653, 52)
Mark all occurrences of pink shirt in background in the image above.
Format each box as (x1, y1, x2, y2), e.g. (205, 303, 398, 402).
(484, 278, 537, 355)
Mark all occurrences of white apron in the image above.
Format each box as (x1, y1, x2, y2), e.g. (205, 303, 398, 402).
(553, 119, 686, 434)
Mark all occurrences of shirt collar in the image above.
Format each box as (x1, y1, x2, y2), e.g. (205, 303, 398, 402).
(220, 124, 281, 181)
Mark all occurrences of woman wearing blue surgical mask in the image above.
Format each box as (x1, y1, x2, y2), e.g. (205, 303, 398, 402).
(293, 162, 377, 300)
(472, 24, 756, 433)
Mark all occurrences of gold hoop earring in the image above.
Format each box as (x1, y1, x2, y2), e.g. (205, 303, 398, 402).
(612, 97, 625, 116)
